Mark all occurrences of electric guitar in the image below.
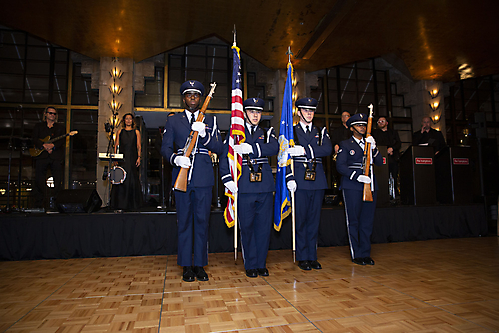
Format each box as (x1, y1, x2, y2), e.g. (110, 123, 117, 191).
(29, 131, 78, 157)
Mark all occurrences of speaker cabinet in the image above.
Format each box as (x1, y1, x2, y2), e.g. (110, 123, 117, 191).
(56, 189, 102, 213)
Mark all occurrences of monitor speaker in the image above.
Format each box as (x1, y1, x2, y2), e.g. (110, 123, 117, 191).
(56, 189, 102, 213)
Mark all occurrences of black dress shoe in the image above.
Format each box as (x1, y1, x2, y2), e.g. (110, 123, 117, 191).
(246, 269, 258, 278)
(352, 258, 366, 265)
(257, 268, 269, 276)
(182, 266, 196, 282)
(193, 266, 209, 281)
(298, 261, 312, 270)
(310, 260, 322, 269)
(363, 257, 375, 265)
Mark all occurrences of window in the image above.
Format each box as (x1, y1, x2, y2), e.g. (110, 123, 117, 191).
(72, 63, 98, 105)
(0, 26, 69, 104)
(70, 109, 98, 189)
(168, 37, 230, 110)
(135, 67, 164, 107)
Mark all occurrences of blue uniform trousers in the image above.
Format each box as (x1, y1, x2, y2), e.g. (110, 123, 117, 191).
(295, 189, 325, 261)
(175, 186, 212, 267)
(239, 192, 273, 270)
(342, 189, 377, 259)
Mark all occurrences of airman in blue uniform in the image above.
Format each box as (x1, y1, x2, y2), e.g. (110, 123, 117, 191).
(220, 98, 278, 277)
(336, 113, 383, 265)
(286, 97, 332, 271)
(161, 80, 223, 282)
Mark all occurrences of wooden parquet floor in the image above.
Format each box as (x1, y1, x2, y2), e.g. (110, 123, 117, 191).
(1, 237, 498, 333)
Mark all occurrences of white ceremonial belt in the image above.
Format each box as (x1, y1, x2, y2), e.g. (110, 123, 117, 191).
(242, 158, 268, 165)
(178, 148, 210, 155)
(293, 157, 322, 163)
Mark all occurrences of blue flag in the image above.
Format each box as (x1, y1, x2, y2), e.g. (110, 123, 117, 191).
(274, 63, 295, 231)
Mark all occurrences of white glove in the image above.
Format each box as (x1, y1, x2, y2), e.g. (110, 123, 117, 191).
(224, 180, 238, 193)
(365, 136, 376, 150)
(357, 175, 371, 184)
(191, 121, 206, 138)
(174, 156, 191, 168)
(287, 180, 297, 193)
(288, 145, 305, 156)
(233, 142, 253, 154)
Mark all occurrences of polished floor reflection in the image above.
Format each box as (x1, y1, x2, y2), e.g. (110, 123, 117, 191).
(1, 237, 498, 332)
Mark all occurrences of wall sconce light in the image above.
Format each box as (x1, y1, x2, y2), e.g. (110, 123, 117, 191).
(109, 83, 122, 95)
(428, 88, 439, 98)
(108, 100, 122, 112)
(429, 101, 440, 111)
(110, 67, 124, 79)
(431, 113, 441, 124)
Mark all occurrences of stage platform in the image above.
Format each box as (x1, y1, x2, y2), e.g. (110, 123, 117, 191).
(0, 204, 488, 261)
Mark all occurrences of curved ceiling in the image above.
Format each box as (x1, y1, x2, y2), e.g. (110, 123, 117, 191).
(1, 0, 499, 82)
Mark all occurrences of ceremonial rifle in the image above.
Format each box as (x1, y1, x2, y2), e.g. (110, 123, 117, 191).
(362, 104, 374, 202)
(174, 82, 217, 192)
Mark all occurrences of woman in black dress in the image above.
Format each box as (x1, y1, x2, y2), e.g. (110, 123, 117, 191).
(111, 113, 142, 211)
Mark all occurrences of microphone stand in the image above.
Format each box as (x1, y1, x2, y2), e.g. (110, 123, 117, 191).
(105, 111, 118, 209)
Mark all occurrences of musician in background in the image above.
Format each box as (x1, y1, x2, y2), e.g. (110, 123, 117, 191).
(111, 113, 142, 211)
(412, 116, 446, 154)
(336, 113, 383, 266)
(161, 80, 223, 282)
(31, 106, 65, 209)
(372, 116, 401, 198)
(330, 110, 351, 202)
(330, 110, 351, 155)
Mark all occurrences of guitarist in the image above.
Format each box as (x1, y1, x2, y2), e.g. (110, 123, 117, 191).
(31, 106, 65, 209)
(160, 80, 223, 282)
(336, 113, 382, 266)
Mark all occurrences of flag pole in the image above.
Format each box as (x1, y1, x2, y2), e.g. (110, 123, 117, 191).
(233, 25, 238, 261)
(291, 161, 296, 263)
(286, 46, 296, 263)
(233, 150, 238, 261)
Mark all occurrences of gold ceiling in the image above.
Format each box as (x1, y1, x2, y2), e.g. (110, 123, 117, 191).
(1, 0, 499, 82)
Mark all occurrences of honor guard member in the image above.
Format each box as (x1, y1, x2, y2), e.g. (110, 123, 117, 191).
(336, 113, 383, 265)
(161, 80, 223, 282)
(286, 97, 332, 271)
(220, 98, 278, 278)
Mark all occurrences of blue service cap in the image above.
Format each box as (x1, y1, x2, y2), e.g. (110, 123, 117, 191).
(295, 97, 318, 110)
(346, 113, 368, 127)
(180, 80, 205, 96)
(243, 97, 264, 111)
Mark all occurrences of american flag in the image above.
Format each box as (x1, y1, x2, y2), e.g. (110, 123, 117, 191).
(224, 45, 245, 228)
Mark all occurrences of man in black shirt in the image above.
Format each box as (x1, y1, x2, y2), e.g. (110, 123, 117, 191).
(330, 111, 351, 155)
(372, 116, 401, 198)
(412, 116, 446, 154)
(31, 107, 65, 208)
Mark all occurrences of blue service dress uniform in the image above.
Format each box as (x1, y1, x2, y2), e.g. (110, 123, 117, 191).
(161, 110, 223, 267)
(336, 136, 383, 259)
(288, 124, 332, 261)
(219, 124, 278, 270)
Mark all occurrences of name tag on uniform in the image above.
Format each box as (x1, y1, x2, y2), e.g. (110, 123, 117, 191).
(304, 170, 316, 181)
(250, 172, 262, 182)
